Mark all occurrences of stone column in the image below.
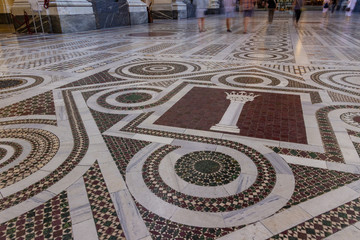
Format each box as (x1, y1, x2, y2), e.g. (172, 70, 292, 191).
(210, 91, 259, 134)
(151, 0, 187, 19)
(128, 0, 148, 25)
(0, 0, 14, 23)
(11, 0, 96, 33)
(207, 0, 219, 14)
(183, 0, 195, 18)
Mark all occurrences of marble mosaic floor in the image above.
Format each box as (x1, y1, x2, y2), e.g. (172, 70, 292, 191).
(1, 10, 360, 239)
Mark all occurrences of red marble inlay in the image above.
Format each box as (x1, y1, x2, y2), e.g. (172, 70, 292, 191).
(155, 87, 307, 144)
(128, 32, 174, 37)
(353, 116, 360, 124)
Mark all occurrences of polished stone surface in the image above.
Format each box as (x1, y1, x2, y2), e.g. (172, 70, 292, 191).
(1, 11, 360, 239)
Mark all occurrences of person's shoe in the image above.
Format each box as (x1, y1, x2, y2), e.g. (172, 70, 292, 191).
(243, 31, 247, 34)
(227, 29, 232, 32)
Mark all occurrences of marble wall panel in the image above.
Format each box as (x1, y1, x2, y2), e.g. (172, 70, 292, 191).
(90, 0, 130, 29)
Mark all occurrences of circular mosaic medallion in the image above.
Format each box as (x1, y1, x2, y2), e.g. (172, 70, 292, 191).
(310, 70, 360, 96)
(341, 112, 360, 128)
(90, 87, 162, 112)
(127, 142, 294, 228)
(234, 77, 264, 84)
(128, 32, 175, 37)
(114, 61, 201, 79)
(213, 73, 282, 87)
(175, 151, 241, 186)
(245, 42, 288, 47)
(115, 92, 152, 104)
(128, 63, 188, 76)
(0, 129, 60, 189)
(239, 47, 288, 53)
(232, 52, 289, 61)
(0, 75, 44, 94)
(0, 79, 24, 89)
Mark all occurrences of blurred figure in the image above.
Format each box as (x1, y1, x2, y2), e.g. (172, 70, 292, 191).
(293, 0, 304, 26)
(345, 0, 357, 20)
(196, 0, 209, 32)
(240, 0, 256, 34)
(266, 0, 278, 23)
(331, 0, 337, 13)
(323, 0, 330, 17)
(224, 0, 236, 32)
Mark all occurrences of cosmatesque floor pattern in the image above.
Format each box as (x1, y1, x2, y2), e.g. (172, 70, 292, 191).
(1, 11, 360, 240)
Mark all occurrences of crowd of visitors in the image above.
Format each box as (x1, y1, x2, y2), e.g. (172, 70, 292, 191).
(194, 0, 358, 32)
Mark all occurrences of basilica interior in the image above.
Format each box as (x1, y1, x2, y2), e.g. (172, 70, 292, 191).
(0, 1, 360, 240)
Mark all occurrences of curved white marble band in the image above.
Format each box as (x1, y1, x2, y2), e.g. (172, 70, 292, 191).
(0, 139, 32, 173)
(0, 144, 15, 165)
(330, 73, 360, 89)
(118, 61, 196, 79)
(341, 112, 360, 129)
(159, 146, 258, 198)
(314, 71, 360, 90)
(126, 142, 295, 228)
(0, 77, 36, 93)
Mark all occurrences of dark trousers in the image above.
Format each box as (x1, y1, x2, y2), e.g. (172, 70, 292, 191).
(331, 4, 336, 13)
(295, 9, 302, 23)
(268, 9, 275, 23)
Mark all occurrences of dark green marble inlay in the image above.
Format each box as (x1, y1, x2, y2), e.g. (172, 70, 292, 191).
(194, 160, 221, 174)
(0, 79, 23, 89)
(116, 92, 152, 103)
(175, 151, 241, 186)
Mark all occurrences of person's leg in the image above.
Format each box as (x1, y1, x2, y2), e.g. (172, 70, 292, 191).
(244, 16, 248, 33)
(226, 18, 231, 31)
(295, 10, 301, 24)
(201, 18, 205, 31)
(269, 9, 275, 23)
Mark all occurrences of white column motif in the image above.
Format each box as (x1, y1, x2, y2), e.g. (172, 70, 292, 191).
(210, 91, 259, 133)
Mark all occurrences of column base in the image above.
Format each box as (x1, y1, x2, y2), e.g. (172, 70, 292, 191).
(129, 11, 148, 25)
(210, 124, 240, 133)
(50, 14, 96, 33)
(128, 1, 148, 25)
(11, 1, 97, 33)
(13, 14, 52, 33)
(0, 13, 13, 24)
(152, 3, 187, 19)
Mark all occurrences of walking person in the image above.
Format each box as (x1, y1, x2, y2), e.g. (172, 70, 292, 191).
(293, 0, 304, 26)
(323, 0, 330, 17)
(331, 0, 337, 13)
(267, 0, 277, 24)
(196, 0, 209, 32)
(345, 0, 357, 20)
(224, 0, 236, 32)
(240, 0, 256, 34)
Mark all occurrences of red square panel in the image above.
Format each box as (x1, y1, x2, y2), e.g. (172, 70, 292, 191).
(155, 87, 307, 144)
